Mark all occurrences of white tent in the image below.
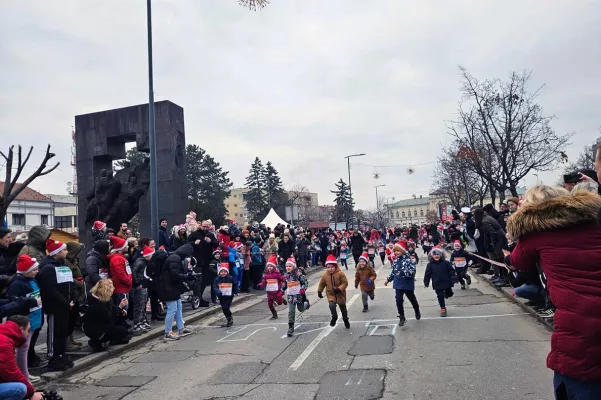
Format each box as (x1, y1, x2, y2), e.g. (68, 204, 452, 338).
(260, 208, 288, 228)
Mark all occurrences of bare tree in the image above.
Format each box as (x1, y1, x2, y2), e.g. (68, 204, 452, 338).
(0, 145, 59, 222)
(425, 210, 439, 224)
(448, 67, 572, 197)
(238, 0, 269, 10)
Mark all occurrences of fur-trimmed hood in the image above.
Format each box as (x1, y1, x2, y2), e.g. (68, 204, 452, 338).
(507, 191, 601, 240)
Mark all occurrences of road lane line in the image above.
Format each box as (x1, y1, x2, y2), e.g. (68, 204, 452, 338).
(288, 293, 360, 371)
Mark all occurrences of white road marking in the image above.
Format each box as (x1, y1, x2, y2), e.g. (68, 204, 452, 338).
(217, 326, 277, 342)
(215, 326, 247, 342)
(357, 369, 367, 385)
(288, 293, 361, 371)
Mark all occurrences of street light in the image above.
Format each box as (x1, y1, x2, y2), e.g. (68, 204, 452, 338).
(147, 0, 159, 243)
(375, 184, 386, 228)
(533, 173, 539, 185)
(345, 153, 366, 228)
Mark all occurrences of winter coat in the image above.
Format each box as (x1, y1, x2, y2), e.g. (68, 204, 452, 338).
(82, 294, 124, 340)
(213, 274, 238, 298)
(507, 190, 601, 381)
(0, 321, 36, 398)
(132, 256, 149, 288)
(481, 215, 507, 258)
(283, 270, 309, 305)
(277, 239, 295, 261)
(18, 225, 51, 264)
(251, 242, 263, 265)
(158, 226, 171, 249)
(263, 241, 278, 258)
(296, 238, 309, 257)
(218, 231, 231, 258)
(449, 250, 470, 268)
(65, 242, 85, 303)
(107, 252, 132, 294)
(387, 254, 416, 291)
(424, 259, 456, 291)
(7, 274, 43, 330)
(317, 264, 348, 305)
(37, 256, 72, 315)
(350, 234, 365, 256)
(156, 244, 194, 302)
(0, 242, 25, 275)
(171, 233, 187, 252)
(188, 229, 218, 272)
(0, 297, 36, 319)
(84, 240, 110, 289)
(355, 265, 377, 292)
(260, 269, 285, 300)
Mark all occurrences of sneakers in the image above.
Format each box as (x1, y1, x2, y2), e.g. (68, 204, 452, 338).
(343, 318, 350, 329)
(415, 309, 421, 321)
(303, 301, 310, 310)
(46, 356, 71, 371)
(141, 322, 152, 331)
(226, 317, 234, 327)
(29, 375, 41, 384)
(369, 292, 375, 300)
(329, 315, 338, 327)
(287, 323, 294, 337)
(164, 332, 180, 341)
(440, 308, 447, 317)
(28, 354, 48, 368)
(179, 327, 194, 337)
(466, 275, 472, 285)
(132, 325, 144, 336)
(362, 305, 368, 313)
(270, 310, 278, 320)
(460, 284, 466, 290)
(398, 316, 406, 326)
(536, 308, 555, 319)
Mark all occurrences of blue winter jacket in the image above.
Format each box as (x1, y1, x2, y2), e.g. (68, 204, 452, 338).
(7, 274, 43, 330)
(386, 254, 416, 291)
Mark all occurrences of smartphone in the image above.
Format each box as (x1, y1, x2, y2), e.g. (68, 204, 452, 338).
(563, 173, 580, 184)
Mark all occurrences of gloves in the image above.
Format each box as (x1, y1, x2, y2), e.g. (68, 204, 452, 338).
(366, 279, 373, 285)
(333, 287, 341, 294)
(317, 292, 324, 298)
(299, 289, 306, 296)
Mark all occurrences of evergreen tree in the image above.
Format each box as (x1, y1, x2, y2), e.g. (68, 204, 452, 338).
(262, 161, 287, 216)
(186, 144, 232, 226)
(114, 147, 148, 170)
(245, 157, 267, 222)
(331, 179, 354, 228)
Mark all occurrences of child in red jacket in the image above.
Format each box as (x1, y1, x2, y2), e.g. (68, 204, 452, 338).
(259, 255, 287, 319)
(108, 236, 132, 309)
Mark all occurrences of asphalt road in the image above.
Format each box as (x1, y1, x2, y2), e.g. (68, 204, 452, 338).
(49, 257, 554, 400)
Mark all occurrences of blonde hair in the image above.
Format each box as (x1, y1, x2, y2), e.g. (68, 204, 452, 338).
(90, 279, 115, 302)
(522, 185, 569, 206)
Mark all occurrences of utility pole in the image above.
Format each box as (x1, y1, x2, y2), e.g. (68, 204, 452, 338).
(147, 0, 159, 243)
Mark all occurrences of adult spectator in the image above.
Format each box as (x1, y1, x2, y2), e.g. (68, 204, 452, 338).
(17, 225, 50, 265)
(83, 239, 110, 290)
(483, 203, 506, 231)
(171, 225, 187, 252)
(117, 223, 128, 240)
(83, 279, 131, 351)
(563, 168, 598, 192)
(0, 315, 44, 400)
(508, 186, 601, 398)
(0, 228, 24, 275)
(349, 231, 365, 266)
(474, 208, 507, 285)
(277, 235, 295, 266)
(158, 218, 171, 249)
(188, 220, 218, 307)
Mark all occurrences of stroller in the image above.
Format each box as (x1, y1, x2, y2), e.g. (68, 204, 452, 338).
(181, 256, 203, 309)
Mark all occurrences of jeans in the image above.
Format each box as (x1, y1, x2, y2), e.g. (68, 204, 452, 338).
(164, 299, 184, 334)
(361, 290, 374, 307)
(288, 302, 306, 324)
(340, 259, 348, 270)
(15, 331, 33, 379)
(0, 382, 27, 400)
(554, 371, 601, 400)
(514, 284, 544, 303)
(395, 289, 420, 318)
(131, 287, 148, 325)
(328, 301, 348, 319)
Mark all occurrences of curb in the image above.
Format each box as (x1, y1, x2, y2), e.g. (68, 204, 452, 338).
(472, 270, 554, 332)
(41, 264, 326, 382)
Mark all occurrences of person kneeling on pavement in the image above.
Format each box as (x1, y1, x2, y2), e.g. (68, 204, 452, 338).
(82, 279, 132, 352)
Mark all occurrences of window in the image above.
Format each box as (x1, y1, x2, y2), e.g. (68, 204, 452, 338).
(233, 194, 237, 198)
(54, 216, 72, 229)
(402, 212, 405, 217)
(395, 211, 399, 218)
(413, 210, 417, 216)
(12, 214, 25, 226)
(242, 194, 248, 201)
(41, 215, 48, 225)
(420, 209, 424, 216)
(73, 217, 78, 228)
(234, 204, 238, 207)
(234, 213, 238, 217)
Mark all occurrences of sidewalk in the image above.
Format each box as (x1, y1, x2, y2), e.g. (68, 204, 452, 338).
(37, 262, 327, 382)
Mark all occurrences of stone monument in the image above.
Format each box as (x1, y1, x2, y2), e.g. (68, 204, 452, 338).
(75, 101, 187, 248)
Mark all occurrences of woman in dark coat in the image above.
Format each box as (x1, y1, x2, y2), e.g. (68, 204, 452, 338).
(508, 188, 601, 399)
(83, 279, 131, 351)
(474, 208, 507, 283)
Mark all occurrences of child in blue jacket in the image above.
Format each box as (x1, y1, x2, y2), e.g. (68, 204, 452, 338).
(384, 240, 420, 326)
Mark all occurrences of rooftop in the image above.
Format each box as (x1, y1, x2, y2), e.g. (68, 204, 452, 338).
(390, 196, 430, 207)
(0, 182, 52, 202)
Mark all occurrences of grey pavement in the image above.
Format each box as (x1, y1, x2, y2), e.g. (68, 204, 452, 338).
(40, 257, 554, 400)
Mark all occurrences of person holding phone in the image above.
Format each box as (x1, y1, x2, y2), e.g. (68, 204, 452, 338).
(562, 169, 598, 192)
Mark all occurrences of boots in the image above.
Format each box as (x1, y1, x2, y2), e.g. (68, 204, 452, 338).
(343, 318, 350, 329)
(330, 314, 338, 327)
(287, 323, 294, 337)
(226, 317, 233, 327)
(362, 305, 368, 312)
(398, 315, 406, 326)
(270, 309, 278, 320)
(66, 334, 82, 350)
(415, 308, 421, 320)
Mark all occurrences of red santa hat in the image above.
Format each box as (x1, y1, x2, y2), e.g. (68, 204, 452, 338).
(266, 254, 277, 268)
(17, 254, 39, 274)
(93, 220, 106, 230)
(393, 240, 407, 252)
(325, 254, 338, 266)
(359, 252, 369, 263)
(453, 240, 462, 248)
(212, 248, 222, 256)
(142, 245, 155, 258)
(109, 236, 128, 253)
(46, 238, 66, 256)
(218, 262, 230, 274)
(285, 256, 296, 268)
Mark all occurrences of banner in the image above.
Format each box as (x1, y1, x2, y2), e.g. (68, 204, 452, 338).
(468, 252, 511, 270)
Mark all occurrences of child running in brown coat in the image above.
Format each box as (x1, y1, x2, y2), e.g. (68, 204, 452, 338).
(354, 252, 377, 312)
(318, 254, 350, 328)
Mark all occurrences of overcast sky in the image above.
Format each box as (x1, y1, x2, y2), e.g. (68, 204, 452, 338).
(1, 0, 600, 212)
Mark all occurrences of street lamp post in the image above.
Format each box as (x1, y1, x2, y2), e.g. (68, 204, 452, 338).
(345, 153, 366, 229)
(146, 0, 159, 243)
(375, 184, 386, 228)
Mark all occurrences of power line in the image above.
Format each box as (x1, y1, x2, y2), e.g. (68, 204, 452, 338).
(350, 161, 437, 168)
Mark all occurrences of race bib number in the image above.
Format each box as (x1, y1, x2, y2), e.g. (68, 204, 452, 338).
(219, 283, 233, 296)
(340, 253, 346, 260)
(286, 280, 300, 296)
(368, 249, 375, 255)
(265, 279, 279, 292)
(454, 257, 467, 268)
(99, 269, 109, 280)
(27, 290, 42, 312)
(125, 262, 132, 275)
(55, 267, 73, 284)
(378, 247, 385, 253)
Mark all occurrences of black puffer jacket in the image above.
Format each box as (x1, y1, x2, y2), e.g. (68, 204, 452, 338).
(156, 244, 194, 302)
(38, 256, 71, 315)
(0, 242, 25, 275)
(84, 240, 110, 289)
(83, 295, 123, 340)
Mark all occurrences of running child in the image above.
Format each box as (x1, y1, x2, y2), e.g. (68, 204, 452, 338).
(339, 243, 349, 270)
(424, 247, 457, 317)
(355, 252, 377, 312)
(449, 240, 472, 290)
(317, 255, 350, 329)
(213, 263, 238, 327)
(377, 241, 386, 266)
(384, 240, 420, 326)
(366, 243, 376, 265)
(283, 256, 309, 337)
(259, 255, 287, 319)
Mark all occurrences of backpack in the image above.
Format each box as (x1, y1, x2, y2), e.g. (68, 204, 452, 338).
(146, 251, 168, 281)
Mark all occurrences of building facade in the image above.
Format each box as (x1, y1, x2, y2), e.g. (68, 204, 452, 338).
(388, 195, 433, 226)
(0, 182, 54, 232)
(46, 194, 78, 234)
